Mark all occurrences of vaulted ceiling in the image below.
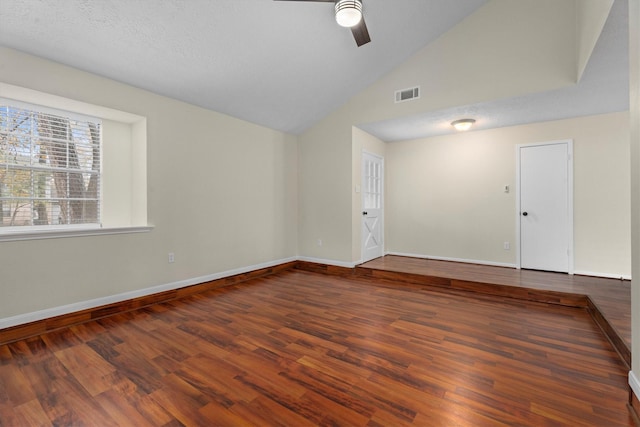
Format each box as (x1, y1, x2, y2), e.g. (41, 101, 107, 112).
(0, 0, 629, 141)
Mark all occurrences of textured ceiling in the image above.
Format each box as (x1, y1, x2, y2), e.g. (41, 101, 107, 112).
(0, 0, 487, 135)
(0, 0, 629, 141)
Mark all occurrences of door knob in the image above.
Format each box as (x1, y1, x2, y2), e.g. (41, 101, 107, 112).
(363, 211, 368, 216)
(522, 212, 528, 216)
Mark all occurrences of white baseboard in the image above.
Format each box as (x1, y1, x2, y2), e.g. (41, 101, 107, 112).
(297, 256, 359, 269)
(0, 256, 297, 330)
(7, 253, 624, 331)
(630, 371, 640, 399)
(573, 270, 632, 281)
(385, 251, 517, 269)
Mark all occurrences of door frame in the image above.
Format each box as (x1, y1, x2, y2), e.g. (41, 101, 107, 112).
(361, 150, 384, 263)
(515, 139, 574, 273)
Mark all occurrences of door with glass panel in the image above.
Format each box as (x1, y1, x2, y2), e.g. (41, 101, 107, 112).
(361, 152, 384, 262)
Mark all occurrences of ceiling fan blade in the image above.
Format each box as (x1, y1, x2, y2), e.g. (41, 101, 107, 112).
(275, 0, 372, 47)
(351, 16, 371, 47)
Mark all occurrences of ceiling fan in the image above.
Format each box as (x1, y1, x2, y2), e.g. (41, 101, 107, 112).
(275, 0, 371, 47)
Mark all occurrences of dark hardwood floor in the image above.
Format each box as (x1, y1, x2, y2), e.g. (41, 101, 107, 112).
(358, 255, 632, 365)
(0, 269, 633, 426)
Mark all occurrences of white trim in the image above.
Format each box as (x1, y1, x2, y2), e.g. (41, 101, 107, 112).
(0, 256, 297, 330)
(515, 144, 521, 268)
(383, 252, 628, 278)
(567, 141, 575, 274)
(516, 140, 574, 273)
(0, 226, 154, 242)
(385, 251, 517, 269)
(297, 256, 359, 269)
(573, 270, 632, 280)
(1, 253, 629, 333)
(630, 371, 640, 400)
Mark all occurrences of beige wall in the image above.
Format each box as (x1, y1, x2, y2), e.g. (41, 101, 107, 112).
(0, 47, 298, 320)
(298, 0, 586, 265)
(101, 119, 136, 227)
(576, 0, 615, 81)
(385, 113, 630, 277)
(297, 112, 353, 263)
(349, 0, 578, 126)
(385, 128, 517, 266)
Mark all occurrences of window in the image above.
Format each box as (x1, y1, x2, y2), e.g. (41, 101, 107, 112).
(0, 99, 102, 229)
(0, 83, 150, 242)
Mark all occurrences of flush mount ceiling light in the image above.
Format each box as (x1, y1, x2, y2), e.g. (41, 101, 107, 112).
(451, 118, 476, 131)
(335, 0, 363, 28)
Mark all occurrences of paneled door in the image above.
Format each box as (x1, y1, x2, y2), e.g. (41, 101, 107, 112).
(362, 152, 384, 262)
(518, 141, 573, 273)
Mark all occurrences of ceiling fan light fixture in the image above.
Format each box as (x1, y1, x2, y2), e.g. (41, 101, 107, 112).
(335, 0, 362, 28)
(451, 118, 476, 131)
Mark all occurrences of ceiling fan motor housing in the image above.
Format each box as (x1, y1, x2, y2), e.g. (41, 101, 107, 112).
(335, 0, 363, 28)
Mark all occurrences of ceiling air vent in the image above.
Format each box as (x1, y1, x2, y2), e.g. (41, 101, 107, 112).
(395, 86, 420, 103)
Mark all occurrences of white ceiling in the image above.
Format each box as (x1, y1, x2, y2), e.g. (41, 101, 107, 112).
(0, 0, 629, 141)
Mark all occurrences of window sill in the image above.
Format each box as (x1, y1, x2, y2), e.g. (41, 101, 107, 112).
(0, 226, 154, 242)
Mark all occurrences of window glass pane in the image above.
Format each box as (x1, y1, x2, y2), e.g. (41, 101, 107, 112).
(0, 100, 101, 228)
(0, 198, 34, 226)
(3, 168, 31, 198)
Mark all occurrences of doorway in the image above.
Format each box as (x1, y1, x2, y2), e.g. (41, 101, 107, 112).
(517, 140, 573, 273)
(361, 151, 384, 263)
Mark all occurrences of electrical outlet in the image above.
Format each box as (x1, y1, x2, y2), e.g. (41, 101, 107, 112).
(503, 242, 510, 250)
(168, 252, 175, 263)
(317, 239, 322, 247)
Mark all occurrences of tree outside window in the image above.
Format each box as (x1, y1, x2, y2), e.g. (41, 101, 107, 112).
(0, 101, 101, 228)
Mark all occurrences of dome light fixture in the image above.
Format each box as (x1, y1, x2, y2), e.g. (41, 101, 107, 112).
(335, 0, 363, 28)
(451, 118, 476, 131)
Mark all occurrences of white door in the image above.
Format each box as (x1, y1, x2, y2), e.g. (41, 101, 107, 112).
(362, 152, 384, 262)
(518, 141, 572, 273)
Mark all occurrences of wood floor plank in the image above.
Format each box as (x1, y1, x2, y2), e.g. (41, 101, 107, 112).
(93, 389, 155, 427)
(43, 374, 119, 426)
(282, 360, 375, 419)
(147, 376, 214, 426)
(0, 402, 20, 427)
(231, 395, 317, 427)
(54, 344, 117, 397)
(358, 255, 631, 351)
(197, 399, 254, 426)
(0, 364, 39, 407)
(0, 269, 633, 426)
(179, 353, 259, 403)
(20, 357, 74, 423)
(124, 393, 175, 427)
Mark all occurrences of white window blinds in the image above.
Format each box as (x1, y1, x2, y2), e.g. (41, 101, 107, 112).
(0, 99, 102, 228)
